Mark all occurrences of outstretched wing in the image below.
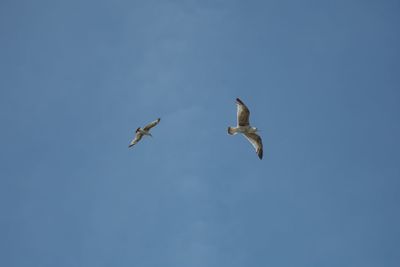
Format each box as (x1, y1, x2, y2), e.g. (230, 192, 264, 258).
(143, 118, 161, 131)
(128, 132, 143, 147)
(244, 132, 263, 159)
(236, 98, 250, 126)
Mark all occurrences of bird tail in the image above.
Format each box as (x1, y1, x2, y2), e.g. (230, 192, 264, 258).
(228, 127, 237, 135)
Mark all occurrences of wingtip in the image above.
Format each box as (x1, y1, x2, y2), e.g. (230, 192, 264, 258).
(257, 149, 263, 160)
(236, 98, 244, 105)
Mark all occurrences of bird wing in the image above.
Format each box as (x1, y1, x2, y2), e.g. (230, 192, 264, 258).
(128, 132, 143, 147)
(236, 98, 250, 126)
(143, 118, 161, 131)
(244, 132, 263, 159)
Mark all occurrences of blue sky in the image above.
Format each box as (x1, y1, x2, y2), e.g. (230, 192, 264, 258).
(1, 0, 399, 266)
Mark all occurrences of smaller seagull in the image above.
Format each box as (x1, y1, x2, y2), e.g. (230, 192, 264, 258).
(228, 98, 263, 159)
(129, 118, 161, 148)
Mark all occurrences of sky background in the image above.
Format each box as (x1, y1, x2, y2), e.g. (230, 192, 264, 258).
(1, 0, 400, 266)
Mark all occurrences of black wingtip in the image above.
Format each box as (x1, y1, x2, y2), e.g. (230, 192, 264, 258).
(257, 149, 263, 160)
(236, 98, 244, 104)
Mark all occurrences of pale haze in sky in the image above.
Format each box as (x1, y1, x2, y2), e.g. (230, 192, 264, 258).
(1, 0, 399, 266)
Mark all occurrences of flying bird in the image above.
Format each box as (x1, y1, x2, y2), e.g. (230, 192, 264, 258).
(129, 118, 161, 148)
(228, 98, 263, 159)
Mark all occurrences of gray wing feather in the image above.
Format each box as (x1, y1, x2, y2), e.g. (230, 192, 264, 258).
(143, 118, 161, 131)
(236, 98, 250, 126)
(244, 133, 263, 159)
(128, 132, 143, 147)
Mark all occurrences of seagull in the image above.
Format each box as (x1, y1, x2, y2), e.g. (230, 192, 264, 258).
(129, 118, 161, 148)
(228, 98, 263, 159)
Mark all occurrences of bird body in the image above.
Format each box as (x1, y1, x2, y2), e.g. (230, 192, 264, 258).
(228, 98, 263, 159)
(138, 128, 153, 136)
(228, 125, 257, 135)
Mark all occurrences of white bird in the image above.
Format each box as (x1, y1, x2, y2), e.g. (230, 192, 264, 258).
(228, 98, 263, 159)
(129, 118, 161, 148)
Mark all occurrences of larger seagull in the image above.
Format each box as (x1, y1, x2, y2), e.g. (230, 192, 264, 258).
(228, 98, 263, 159)
(129, 118, 160, 147)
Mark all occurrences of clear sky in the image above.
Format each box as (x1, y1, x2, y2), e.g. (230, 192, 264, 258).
(1, 0, 399, 266)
